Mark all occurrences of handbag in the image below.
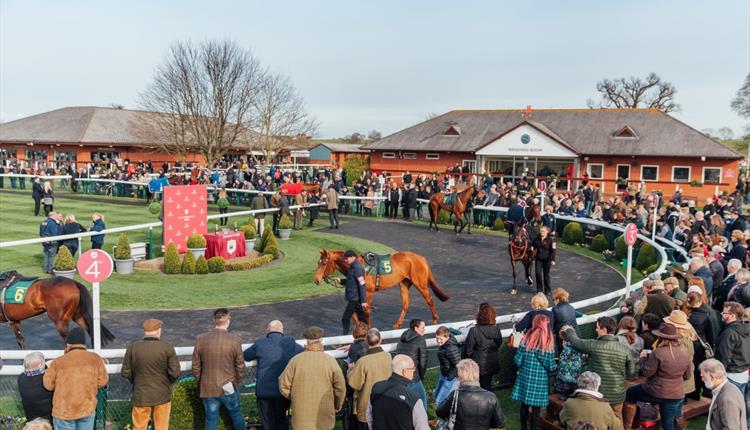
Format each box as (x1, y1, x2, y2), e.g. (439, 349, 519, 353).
(696, 333, 714, 359)
(42, 197, 53, 205)
(508, 325, 523, 348)
(436, 388, 459, 430)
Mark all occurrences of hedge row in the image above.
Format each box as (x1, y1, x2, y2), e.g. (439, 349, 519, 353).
(226, 254, 274, 271)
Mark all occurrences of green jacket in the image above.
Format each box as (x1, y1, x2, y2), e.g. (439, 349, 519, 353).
(251, 195, 269, 219)
(559, 391, 623, 430)
(563, 331, 635, 404)
(121, 337, 181, 406)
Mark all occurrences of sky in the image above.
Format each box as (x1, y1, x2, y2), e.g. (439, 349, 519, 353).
(1, 1, 748, 138)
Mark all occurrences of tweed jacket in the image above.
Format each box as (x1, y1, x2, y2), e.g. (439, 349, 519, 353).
(325, 188, 339, 210)
(564, 331, 635, 404)
(121, 337, 181, 406)
(511, 344, 557, 407)
(347, 347, 392, 422)
(191, 328, 245, 398)
(709, 380, 747, 430)
(279, 343, 346, 430)
(43, 345, 109, 420)
(559, 391, 623, 430)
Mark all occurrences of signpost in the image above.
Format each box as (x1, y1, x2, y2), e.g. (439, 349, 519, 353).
(624, 223, 638, 297)
(77, 249, 114, 351)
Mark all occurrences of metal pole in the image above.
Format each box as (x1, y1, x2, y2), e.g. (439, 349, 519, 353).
(651, 194, 659, 241)
(148, 226, 153, 259)
(77, 237, 82, 257)
(93, 281, 101, 351)
(625, 245, 633, 297)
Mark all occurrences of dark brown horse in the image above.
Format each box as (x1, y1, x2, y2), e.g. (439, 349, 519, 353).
(428, 177, 483, 234)
(507, 224, 535, 295)
(313, 249, 450, 328)
(0, 273, 115, 349)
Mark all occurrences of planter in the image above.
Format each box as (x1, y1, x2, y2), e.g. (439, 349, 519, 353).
(115, 258, 135, 274)
(278, 229, 292, 240)
(245, 239, 257, 250)
(53, 269, 76, 279)
(189, 247, 206, 260)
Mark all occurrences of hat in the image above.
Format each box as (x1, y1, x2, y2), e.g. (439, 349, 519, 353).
(663, 310, 691, 330)
(663, 277, 680, 286)
(67, 327, 87, 345)
(689, 247, 704, 255)
(303, 326, 324, 340)
(343, 250, 357, 259)
(143, 318, 163, 332)
(649, 280, 665, 291)
(652, 323, 682, 340)
(687, 285, 704, 296)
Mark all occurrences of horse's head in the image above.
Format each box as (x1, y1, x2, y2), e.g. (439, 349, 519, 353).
(313, 249, 342, 285)
(511, 225, 529, 246)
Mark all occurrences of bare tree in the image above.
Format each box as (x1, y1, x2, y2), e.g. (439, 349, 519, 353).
(250, 71, 318, 168)
(717, 127, 734, 141)
(424, 112, 440, 121)
(731, 73, 750, 136)
(109, 103, 125, 110)
(137, 40, 263, 166)
(587, 73, 680, 112)
(367, 130, 382, 141)
(342, 132, 366, 144)
(701, 128, 717, 139)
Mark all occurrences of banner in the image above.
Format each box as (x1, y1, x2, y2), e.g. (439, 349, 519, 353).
(163, 185, 208, 252)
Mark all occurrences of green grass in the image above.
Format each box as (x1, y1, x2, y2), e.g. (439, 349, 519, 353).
(0, 191, 392, 310)
(720, 138, 750, 156)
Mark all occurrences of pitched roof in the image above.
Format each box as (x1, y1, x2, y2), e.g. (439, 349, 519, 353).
(312, 142, 370, 153)
(361, 109, 740, 159)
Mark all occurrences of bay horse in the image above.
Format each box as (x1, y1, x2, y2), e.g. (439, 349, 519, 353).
(428, 177, 483, 234)
(507, 224, 535, 295)
(313, 249, 450, 328)
(0, 272, 115, 349)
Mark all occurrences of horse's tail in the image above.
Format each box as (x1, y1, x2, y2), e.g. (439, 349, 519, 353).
(427, 269, 450, 301)
(73, 281, 115, 346)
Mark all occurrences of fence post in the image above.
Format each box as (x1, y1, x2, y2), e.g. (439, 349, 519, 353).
(148, 227, 153, 259)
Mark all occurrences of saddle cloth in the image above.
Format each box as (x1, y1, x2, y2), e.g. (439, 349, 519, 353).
(0, 272, 37, 305)
(363, 252, 393, 276)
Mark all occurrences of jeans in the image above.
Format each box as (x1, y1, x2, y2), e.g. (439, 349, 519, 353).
(53, 413, 95, 430)
(433, 375, 459, 406)
(202, 391, 246, 430)
(727, 379, 750, 428)
(626, 384, 682, 430)
(328, 209, 339, 228)
(43, 245, 58, 273)
(407, 380, 428, 408)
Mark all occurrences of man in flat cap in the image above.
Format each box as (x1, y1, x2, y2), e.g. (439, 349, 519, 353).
(122, 318, 180, 430)
(279, 326, 346, 430)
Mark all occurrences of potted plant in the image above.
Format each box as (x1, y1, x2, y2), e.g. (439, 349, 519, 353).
(186, 233, 207, 259)
(113, 233, 134, 274)
(239, 223, 257, 250)
(278, 214, 293, 240)
(53, 245, 76, 279)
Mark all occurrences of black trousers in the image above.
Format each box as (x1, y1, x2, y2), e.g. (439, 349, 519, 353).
(328, 209, 339, 228)
(33, 198, 41, 216)
(534, 259, 552, 294)
(219, 207, 228, 226)
(273, 213, 281, 233)
(342, 300, 366, 335)
(479, 373, 494, 391)
(92, 242, 103, 250)
(257, 396, 291, 430)
(520, 404, 541, 430)
(389, 202, 398, 218)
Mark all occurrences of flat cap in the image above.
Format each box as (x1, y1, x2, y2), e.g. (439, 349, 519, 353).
(303, 326, 324, 340)
(143, 318, 163, 331)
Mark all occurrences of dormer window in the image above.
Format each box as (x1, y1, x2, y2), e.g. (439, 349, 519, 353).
(443, 125, 461, 136)
(613, 126, 639, 140)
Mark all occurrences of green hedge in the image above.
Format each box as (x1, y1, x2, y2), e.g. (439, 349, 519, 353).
(436, 209, 451, 225)
(615, 236, 628, 261)
(590, 234, 610, 253)
(181, 251, 196, 274)
(163, 243, 181, 274)
(195, 255, 209, 275)
(561, 222, 583, 245)
(493, 218, 505, 231)
(635, 242, 659, 271)
(226, 254, 274, 271)
(170, 379, 256, 429)
(148, 201, 161, 215)
(114, 233, 132, 260)
(207, 256, 226, 273)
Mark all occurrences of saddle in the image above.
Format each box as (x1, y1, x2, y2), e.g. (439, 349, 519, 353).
(0, 270, 38, 323)
(443, 192, 458, 206)
(363, 252, 393, 291)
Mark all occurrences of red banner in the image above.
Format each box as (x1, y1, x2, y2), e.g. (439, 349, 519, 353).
(163, 185, 208, 253)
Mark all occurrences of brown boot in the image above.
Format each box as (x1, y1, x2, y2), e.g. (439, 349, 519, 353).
(622, 402, 638, 430)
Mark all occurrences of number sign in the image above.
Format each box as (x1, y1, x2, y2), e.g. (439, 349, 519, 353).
(77, 249, 114, 283)
(624, 223, 638, 247)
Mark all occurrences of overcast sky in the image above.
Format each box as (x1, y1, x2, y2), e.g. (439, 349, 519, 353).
(1, 0, 748, 138)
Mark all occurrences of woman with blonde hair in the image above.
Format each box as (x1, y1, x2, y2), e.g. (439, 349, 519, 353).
(60, 214, 87, 256)
(42, 181, 54, 216)
(514, 292, 554, 336)
(512, 314, 556, 430)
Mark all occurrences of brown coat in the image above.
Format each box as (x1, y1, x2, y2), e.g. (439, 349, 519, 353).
(709, 380, 747, 430)
(347, 348, 392, 422)
(43, 345, 108, 420)
(639, 341, 691, 400)
(559, 392, 623, 430)
(325, 188, 339, 210)
(121, 337, 181, 406)
(191, 328, 245, 398)
(642, 292, 676, 320)
(279, 344, 346, 430)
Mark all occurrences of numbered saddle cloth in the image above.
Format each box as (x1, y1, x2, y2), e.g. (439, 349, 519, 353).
(363, 252, 393, 276)
(444, 192, 457, 206)
(1, 278, 37, 305)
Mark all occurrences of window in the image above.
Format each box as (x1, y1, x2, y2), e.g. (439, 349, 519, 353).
(613, 126, 639, 140)
(91, 151, 120, 164)
(382, 152, 396, 159)
(462, 160, 476, 173)
(403, 152, 417, 160)
(54, 151, 77, 162)
(25, 149, 48, 162)
(703, 167, 722, 184)
(426, 153, 440, 160)
(586, 163, 604, 179)
(616, 164, 631, 191)
(672, 166, 691, 182)
(641, 165, 659, 181)
(443, 125, 461, 136)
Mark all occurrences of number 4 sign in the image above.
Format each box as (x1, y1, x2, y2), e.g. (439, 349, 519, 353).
(77, 250, 114, 283)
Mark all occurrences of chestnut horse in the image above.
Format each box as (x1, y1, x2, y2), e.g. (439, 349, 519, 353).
(0, 273, 115, 349)
(507, 225, 535, 295)
(428, 178, 483, 234)
(313, 250, 450, 328)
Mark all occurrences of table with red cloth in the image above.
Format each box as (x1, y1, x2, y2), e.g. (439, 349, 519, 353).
(203, 231, 246, 259)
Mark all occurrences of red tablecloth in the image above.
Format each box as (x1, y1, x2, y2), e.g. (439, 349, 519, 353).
(204, 231, 246, 259)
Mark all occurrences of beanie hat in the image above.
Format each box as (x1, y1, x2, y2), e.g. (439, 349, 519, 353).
(67, 327, 87, 345)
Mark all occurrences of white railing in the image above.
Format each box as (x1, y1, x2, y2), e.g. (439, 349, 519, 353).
(0, 173, 72, 180)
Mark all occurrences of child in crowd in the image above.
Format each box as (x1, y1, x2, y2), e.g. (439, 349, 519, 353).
(434, 326, 461, 406)
(554, 332, 586, 399)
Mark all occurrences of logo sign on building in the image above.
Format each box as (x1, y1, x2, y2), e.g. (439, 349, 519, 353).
(521, 134, 531, 144)
(77, 249, 114, 283)
(163, 185, 208, 252)
(624, 223, 638, 247)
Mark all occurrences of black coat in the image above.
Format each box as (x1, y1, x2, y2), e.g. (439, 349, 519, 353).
(716, 321, 750, 373)
(533, 235, 556, 261)
(714, 273, 737, 311)
(436, 383, 505, 430)
(395, 329, 427, 381)
(462, 324, 503, 376)
(347, 339, 368, 364)
(32, 182, 43, 199)
(728, 282, 750, 308)
(551, 302, 579, 336)
(688, 304, 719, 349)
(437, 335, 461, 379)
(61, 221, 87, 249)
(17, 372, 53, 422)
(514, 309, 555, 337)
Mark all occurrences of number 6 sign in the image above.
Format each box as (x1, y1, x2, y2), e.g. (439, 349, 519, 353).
(77, 250, 114, 283)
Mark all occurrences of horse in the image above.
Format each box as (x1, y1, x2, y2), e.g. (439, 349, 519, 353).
(507, 223, 536, 295)
(0, 272, 115, 349)
(428, 177, 484, 234)
(313, 249, 450, 328)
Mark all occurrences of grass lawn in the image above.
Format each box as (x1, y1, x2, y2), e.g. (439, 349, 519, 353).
(0, 191, 392, 310)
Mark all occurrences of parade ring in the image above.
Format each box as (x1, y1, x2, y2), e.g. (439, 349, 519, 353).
(0, 218, 622, 350)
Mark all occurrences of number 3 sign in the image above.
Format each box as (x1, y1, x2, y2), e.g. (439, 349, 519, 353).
(77, 249, 114, 283)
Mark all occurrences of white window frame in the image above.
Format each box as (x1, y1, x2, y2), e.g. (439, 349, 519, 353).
(382, 152, 396, 159)
(586, 163, 605, 180)
(702, 167, 722, 184)
(640, 165, 660, 182)
(462, 160, 477, 172)
(426, 153, 440, 160)
(671, 166, 692, 183)
(402, 152, 417, 160)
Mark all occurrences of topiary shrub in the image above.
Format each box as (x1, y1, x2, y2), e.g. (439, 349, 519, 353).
(181, 250, 196, 274)
(186, 233, 207, 249)
(163, 243, 181, 274)
(561, 222, 584, 245)
(590, 234, 609, 253)
(148, 201, 161, 215)
(254, 227, 268, 252)
(436, 209, 451, 225)
(262, 228, 281, 259)
(492, 218, 505, 231)
(225, 254, 274, 271)
(195, 255, 209, 275)
(113, 234, 132, 260)
(636, 243, 659, 271)
(278, 214, 293, 230)
(239, 223, 256, 239)
(54, 245, 76, 271)
(643, 262, 659, 276)
(615, 236, 628, 261)
(207, 256, 225, 273)
(216, 197, 230, 209)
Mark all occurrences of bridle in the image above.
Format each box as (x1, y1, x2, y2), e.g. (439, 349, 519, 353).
(510, 227, 531, 260)
(317, 255, 344, 287)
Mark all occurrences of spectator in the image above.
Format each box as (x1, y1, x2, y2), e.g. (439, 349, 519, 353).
(243, 319, 303, 430)
(623, 323, 692, 430)
(462, 303, 503, 390)
(708, 246, 726, 295)
(90, 213, 106, 250)
(690, 256, 715, 297)
(42, 181, 54, 216)
(39, 211, 61, 274)
(279, 326, 346, 430)
(394, 318, 428, 406)
(434, 326, 461, 406)
(640, 313, 661, 350)
(436, 358, 505, 429)
(121, 319, 180, 430)
(347, 321, 370, 365)
(728, 268, 750, 308)
(663, 277, 686, 307)
(715, 258, 742, 311)
(191, 308, 246, 430)
(551, 288, 579, 351)
(562, 316, 635, 421)
(512, 314, 557, 430)
(663, 310, 698, 398)
(367, 354, 430, 430)
(554, 332, 586, 398)
(615, 316, 644, 366)
(60, 214, 86, 256)
(726, 230, 748, 265)
(642, 279, 676, 320)
(32, 177, 43, 216)
(271, 188, 290, 236)
(532, 226, 556, 295)
(348, 328, 392, 430)
(251, 192, 269, 237)
(18, 352, 53, 423)
(325, 184, 340, 229)
(685, 292, 719, 399)
(515, 292, 555, 336)
(559, 371, 623, 430)
(700, 358, 748, 430)
(43, 327, 108, 430)
(716, 301, 750, 428)
(21, 418, 51, 430)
